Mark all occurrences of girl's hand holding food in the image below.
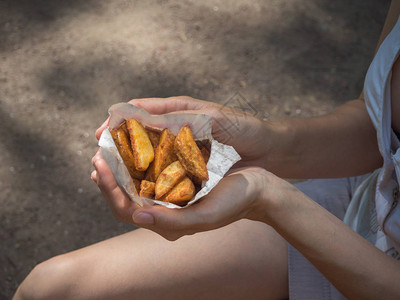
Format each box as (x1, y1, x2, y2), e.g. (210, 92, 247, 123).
(92, 96, 290, 239)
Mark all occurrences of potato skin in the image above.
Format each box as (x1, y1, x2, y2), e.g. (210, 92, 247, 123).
(155, 161, 186, 199)
(174, 126, 209, 181)
(139, 180, 155, 198)
(126, 119, 154, 171)
(110, 124, 145, 180)
(160, 177, 195, 206)
(144, 162, 156, 182)
(146, 129, 161, 149)
(132, 178, 141, 192)
(153, 129, 178, 178)
(144, 129, 177, 182)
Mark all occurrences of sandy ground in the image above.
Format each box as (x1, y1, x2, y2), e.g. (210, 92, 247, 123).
(0, 0, 390, 298)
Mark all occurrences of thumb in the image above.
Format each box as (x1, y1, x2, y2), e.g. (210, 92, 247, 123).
(132, 203, 216, 232)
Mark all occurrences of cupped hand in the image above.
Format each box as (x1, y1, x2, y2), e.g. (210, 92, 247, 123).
(95, 96, 274, 169)
(92, 96, 282, 236)
(91, 150, 141, 223)
(92, 148, 273, 240)
(130, 167, 269, 241)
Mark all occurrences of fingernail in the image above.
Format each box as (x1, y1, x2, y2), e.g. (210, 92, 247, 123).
(93, 159, 100, 170)
(133, 212, 155, 225)
(91, 170, 97, 183)
(92, 157, 99, 167)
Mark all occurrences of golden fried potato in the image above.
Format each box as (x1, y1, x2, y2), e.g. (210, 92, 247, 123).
(126, 119, 154, 171)
(174, 125, 209, 181)
(153, 129, 177, 177)
(139, 180, 155, 198)
(146, 129, 161, 148)
(132, 178, 141, 192)
(110, 125, 145, 180)
(145, 129, 177, 182)
(189, 146, 211, 184)
(160, 177, 195, 205)
(120, 121, 129, 136)
(155, 161, 186, 199)
(144, 162, 156, 182)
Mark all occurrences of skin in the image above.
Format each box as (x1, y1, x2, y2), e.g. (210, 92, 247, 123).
(13, 1, 400, 299)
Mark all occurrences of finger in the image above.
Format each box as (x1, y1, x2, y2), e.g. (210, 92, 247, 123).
(132, 202, 215, 233)
(95, 117, 110, 140)
(128, 96, 210, 114)
(91, 170, 97, 183)
(131, 170, 260, 238)
(165, 109, 229, 142)
(92, 149, 101, 166)
(166, 108, 241, 146)
(132, 172, 252, 233)
(94, 158, 137, 223)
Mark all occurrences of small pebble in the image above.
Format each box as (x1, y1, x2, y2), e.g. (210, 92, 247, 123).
(284, 104, 291, 115)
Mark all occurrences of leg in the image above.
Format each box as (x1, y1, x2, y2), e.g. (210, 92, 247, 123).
(13, 219, 288, 300)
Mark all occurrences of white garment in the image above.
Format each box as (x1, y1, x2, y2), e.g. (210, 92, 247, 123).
(354, 15, 400, 255)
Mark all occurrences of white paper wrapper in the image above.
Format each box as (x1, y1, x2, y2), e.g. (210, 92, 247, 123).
(98, 103, 241, 209)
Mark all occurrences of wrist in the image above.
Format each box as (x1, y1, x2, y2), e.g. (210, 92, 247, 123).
(262, 119, 298, 175)
(247, 168, 301, 226)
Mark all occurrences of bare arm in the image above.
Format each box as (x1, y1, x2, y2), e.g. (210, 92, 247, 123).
(261, 3, 400, 298)
(265, 99, 382, 178)
(255, 175, 400, 299)
(266, 0, 400, 179)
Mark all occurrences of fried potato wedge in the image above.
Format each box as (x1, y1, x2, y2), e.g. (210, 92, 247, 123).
(110, 125, 145, 180)
(139, 180, 155, 198)
(190, 146, 211, 184)
(132, 178, 141, 193)
(145, 129, 182, 182)
(120, 121, 129, 136)
(153, 128, 178, 179)
(144, 129, 177, 182)
(155, 161, 186, 199)
(126, 119, 154, 171)
(174, 125, 209, 181)
(160, 177, 195, 205)
(146, 129, 161, 149)
(144, 162, 156, 182)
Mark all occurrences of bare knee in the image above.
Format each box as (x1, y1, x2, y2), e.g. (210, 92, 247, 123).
(14, 254, 76, 300)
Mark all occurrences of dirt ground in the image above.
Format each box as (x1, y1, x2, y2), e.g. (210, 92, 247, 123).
(0, 0, 390, 298)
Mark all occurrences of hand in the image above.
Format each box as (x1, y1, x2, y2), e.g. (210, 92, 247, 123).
(92, 96, 283, 235)
(92, 151, 282, 240)
(95, 96, 275, 169)
(130, 167, 268, 241)
(92, 147, 297, 240)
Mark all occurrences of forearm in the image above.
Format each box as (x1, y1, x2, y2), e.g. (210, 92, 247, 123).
(264, 0, 400, 179)
(264, 99, 382, 178)
(256, 179, 400, 299)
